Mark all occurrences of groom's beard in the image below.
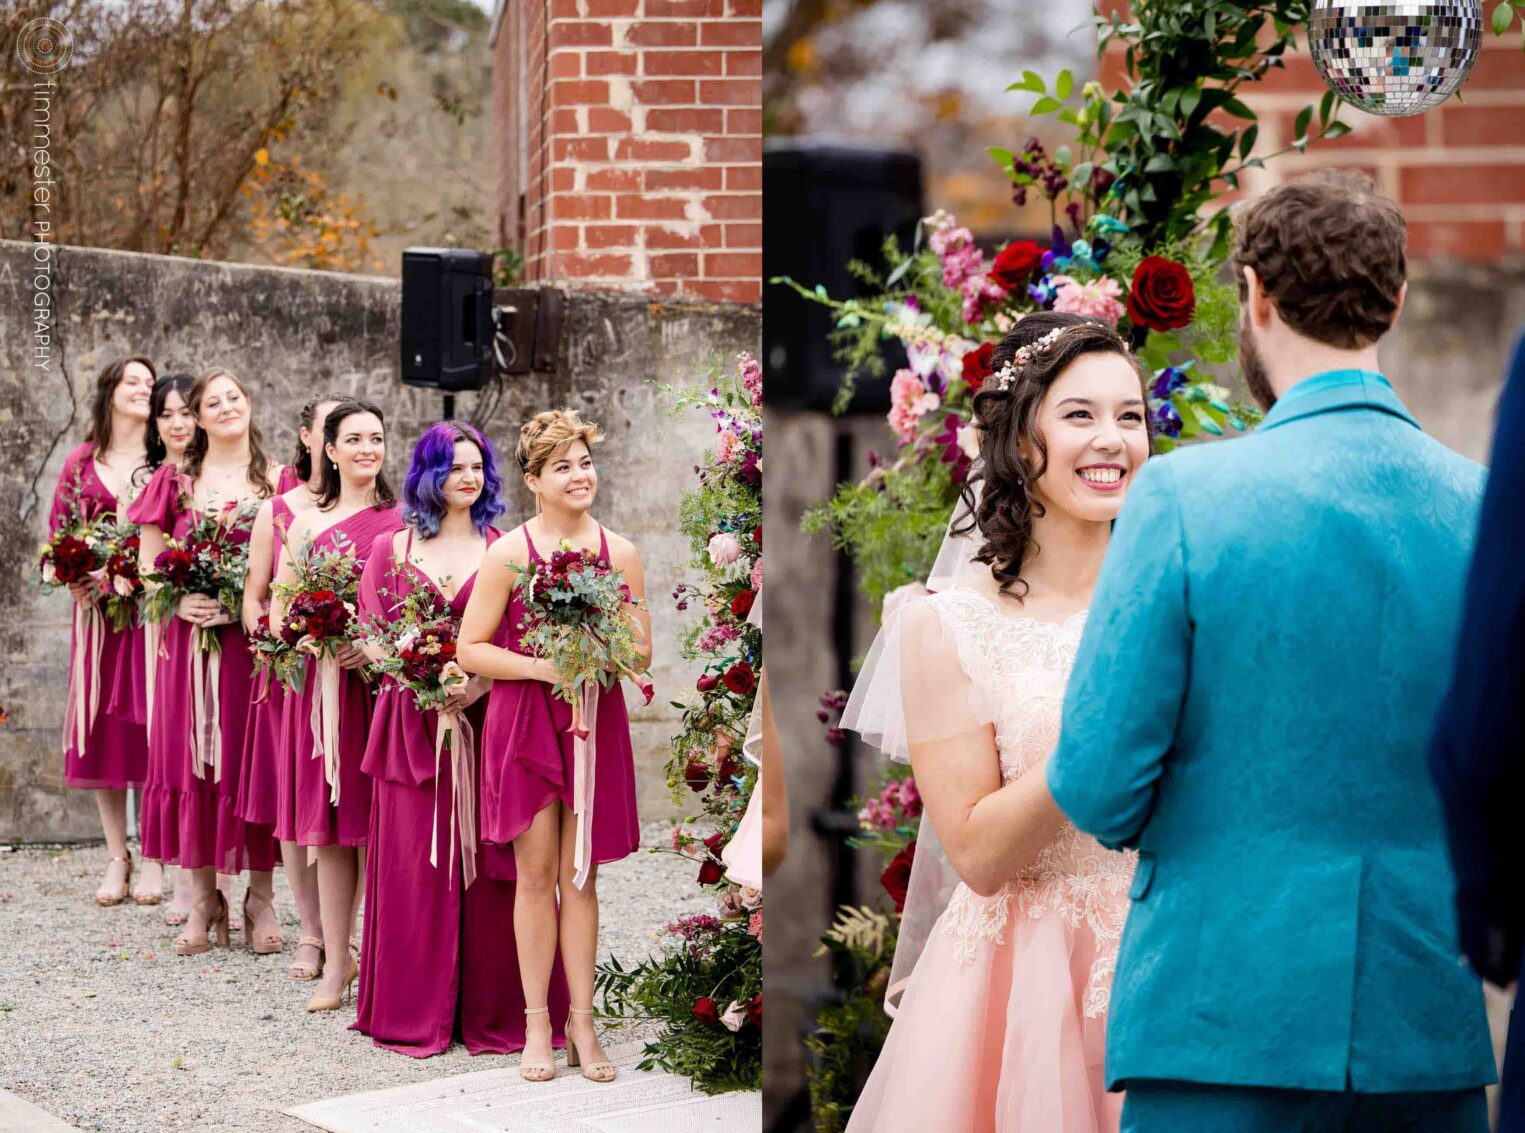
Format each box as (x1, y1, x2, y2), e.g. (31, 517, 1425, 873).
(1238, 312, 1277, 411)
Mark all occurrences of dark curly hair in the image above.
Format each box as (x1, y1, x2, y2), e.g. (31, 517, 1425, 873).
(957, 312, 1151, 600)
(1230, 169, 1405, 349)
(316, 398, 396, 510)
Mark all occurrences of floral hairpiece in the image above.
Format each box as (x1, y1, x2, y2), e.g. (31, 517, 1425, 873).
(993, 327, 1068, 392)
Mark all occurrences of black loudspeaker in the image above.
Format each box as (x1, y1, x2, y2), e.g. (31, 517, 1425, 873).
(762, 142, 924, 412)
(400, 248, 493, 392)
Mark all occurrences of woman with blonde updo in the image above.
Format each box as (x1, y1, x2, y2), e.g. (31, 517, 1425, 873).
(458, 409, 648, 1084)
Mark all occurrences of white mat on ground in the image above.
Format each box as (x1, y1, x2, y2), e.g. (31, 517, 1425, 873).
(283, 1041, 760, 1133)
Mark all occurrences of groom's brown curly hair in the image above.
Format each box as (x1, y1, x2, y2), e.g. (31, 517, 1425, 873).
(1231, 169, 1406, 349)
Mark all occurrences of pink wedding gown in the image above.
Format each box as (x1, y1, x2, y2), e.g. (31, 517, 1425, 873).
(846, 588, 1135, 1133)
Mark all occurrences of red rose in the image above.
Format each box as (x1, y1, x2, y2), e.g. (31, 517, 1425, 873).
(684, 759, 710, 792)
(745, 994, 762, 1026)
(1127, 256, 1196, 331)
(717, 754, 741, 784)
(722, 662, 756, 696)
(989, 240, 1043, 291)
(692, 996, 719, 1025)
(752, 524, 762, 547)
(697, 673, 719, 693)
(960, 342, 996, 392)
(698, 837, 726, 885)
(730, 589, 755, 620)
(879, 840, 917, 913)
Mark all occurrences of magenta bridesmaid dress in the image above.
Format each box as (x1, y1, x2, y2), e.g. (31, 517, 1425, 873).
(478, 523, 639, 862)
(234, 470, 302, 849)
(352, 526, 570, 1057)
(49, 443, 148, 789)
(280, 503, 404, 848)
(127, 464, 281, 875)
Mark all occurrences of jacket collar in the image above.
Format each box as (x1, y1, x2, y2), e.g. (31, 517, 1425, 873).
(1259, 369, 1421, 433)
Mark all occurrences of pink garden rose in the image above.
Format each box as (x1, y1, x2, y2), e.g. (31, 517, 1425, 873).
(707, 531, 743, 567)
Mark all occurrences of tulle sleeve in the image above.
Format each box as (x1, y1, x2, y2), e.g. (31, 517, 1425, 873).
(125, 463, 182, 532)
(357, 532, 400, 622)
(841, 593, 997, 763)
(842, 592, 1000, 1016)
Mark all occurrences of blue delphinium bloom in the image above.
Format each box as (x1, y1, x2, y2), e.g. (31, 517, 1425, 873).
(1152, 401, 1183, 438)
(1151, 366, 1189, 401)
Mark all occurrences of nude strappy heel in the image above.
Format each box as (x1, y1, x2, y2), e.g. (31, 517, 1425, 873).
(566, 1006, 617, 1083)
(174, 891, 230, 955)
(95, 852, 132, 907)
(242, 889, 284, 955)
(287, 936, 325, 980)
(519, 1007, 556, 1082)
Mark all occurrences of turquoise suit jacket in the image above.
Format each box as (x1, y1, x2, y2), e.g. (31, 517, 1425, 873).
(1047, 369, 1497, 1093)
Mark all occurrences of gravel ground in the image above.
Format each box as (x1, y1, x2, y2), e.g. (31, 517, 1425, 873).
(0, 823, 707, 1133)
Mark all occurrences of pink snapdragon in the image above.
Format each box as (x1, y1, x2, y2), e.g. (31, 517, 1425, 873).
(926, 210, 1007, 323)
(739, 352, 763, 407)
(857, 776, 923, 832)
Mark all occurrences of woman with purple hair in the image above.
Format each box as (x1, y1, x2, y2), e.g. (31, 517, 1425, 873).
(353, 421, 569, 1057)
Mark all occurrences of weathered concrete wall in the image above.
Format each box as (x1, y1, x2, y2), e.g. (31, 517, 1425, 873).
(0, 240, 759, 841)
(761, 264, 1525, 1124)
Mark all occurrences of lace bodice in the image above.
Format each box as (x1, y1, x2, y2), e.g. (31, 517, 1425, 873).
(932, 587, 1135, 1017)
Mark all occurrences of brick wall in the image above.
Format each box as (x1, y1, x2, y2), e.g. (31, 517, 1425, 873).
(492, 0, 761, 303)
(1096, 10, 1525, 262)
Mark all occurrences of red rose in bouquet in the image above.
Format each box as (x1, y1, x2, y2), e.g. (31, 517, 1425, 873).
(722, 661, 756, 696)
(745, 994, 762, 1026)
(49, 534, 101, 585)
(961, 341, 996, 392)
(152, 546, 197, 590)
(697, 830, 727, 885)
(990, 240, 1043, 292)
(1127, 256, 1196, 331)
(692, 997, 719, 1025)
(729, 588, 755, 620)
(880, 839, 917, 912)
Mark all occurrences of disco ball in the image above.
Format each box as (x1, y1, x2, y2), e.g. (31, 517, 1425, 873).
(1308, 0, 1483, 117)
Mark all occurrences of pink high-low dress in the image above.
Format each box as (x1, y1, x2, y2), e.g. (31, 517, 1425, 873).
(846, 589, 1134, 1133)
(352, 526, 571, 1057)
(235, 477, 301, 846)
(49, 443, 149, 789)
(478, 523, 639, 863)
(280, 503, 404, 848)
(128, 464, 281, 874)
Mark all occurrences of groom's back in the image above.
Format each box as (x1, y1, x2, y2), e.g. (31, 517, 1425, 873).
(1167, 405, 1483, 840)
(1126, 398, 1492, 1091)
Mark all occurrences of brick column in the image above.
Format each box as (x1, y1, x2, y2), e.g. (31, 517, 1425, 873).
(492, 0, 762, 303)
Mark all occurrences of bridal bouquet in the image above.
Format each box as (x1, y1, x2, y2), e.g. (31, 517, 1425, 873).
(513, 542, 654, 713)
(365, 585, 469, 715)
(271, 536, 366, 694)
(143, 502, 257, 651)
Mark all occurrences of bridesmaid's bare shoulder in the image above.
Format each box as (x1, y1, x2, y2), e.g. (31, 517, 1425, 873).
(485, 524, 530, 572)
(601, 526, 640, 570)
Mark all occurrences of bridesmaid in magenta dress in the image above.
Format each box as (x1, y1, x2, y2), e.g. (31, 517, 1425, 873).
(459, 410, 646, 1083)
(130, 368, 287, 956)
(130, 371, 197, 915)
(354, 421, 570, 1057)
(270, 398, 403, 1013)
(48, 356, 154, 906)
(239, 393, 341, 980)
